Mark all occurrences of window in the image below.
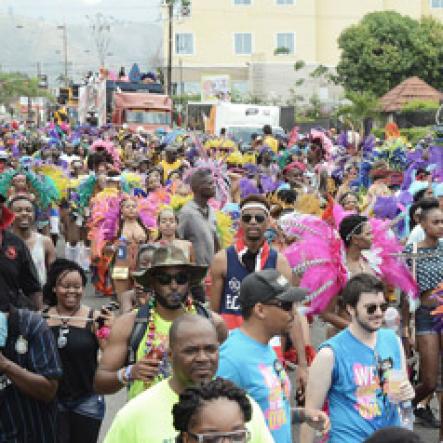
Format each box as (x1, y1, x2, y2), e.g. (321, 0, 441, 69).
(431, 0, 443, 7)
(234, 0, 251, 4)
(276, 33, 295, 54)
(276, 0, 294, 4)
(175, 33, 194, 55)
(235, 33, 252, 55)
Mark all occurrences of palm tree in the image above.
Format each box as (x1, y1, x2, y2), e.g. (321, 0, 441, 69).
(335, 91, 381, 136)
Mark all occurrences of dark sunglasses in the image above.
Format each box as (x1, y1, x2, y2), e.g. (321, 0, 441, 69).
(155, 272, 189, 286)
(365, 302, 389, 315)
(241, 214, 266, 224)
(263, 300, 294, 312)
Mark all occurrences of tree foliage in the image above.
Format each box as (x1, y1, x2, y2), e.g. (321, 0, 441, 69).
(0, 72, 52, 107)
(335, 91, 381, 133)
(336, 11, 443, 96)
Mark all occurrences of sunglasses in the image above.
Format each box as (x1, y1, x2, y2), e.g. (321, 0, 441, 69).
(364, 302, 389, 315)
(241, 214, 266, 224)
(155, 272, 189, 286)
(263, 300, 294, 312)
(187, 430, 251, 443)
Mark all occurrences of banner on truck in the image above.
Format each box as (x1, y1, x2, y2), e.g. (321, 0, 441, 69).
(201, 75, 231, 103)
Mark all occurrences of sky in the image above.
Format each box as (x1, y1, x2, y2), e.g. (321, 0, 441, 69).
(0, 0, 163, 24)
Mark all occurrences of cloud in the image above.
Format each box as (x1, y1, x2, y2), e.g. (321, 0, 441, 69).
(80, 0, 103, 4)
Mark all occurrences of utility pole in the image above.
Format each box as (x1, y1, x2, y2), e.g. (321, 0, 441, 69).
(167, 0, 173, 96)
(63, 24, 68, 87)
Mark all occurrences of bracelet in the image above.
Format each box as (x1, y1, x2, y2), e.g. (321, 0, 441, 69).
(116, 368, 126, 385)
(124, 365, 134, 383)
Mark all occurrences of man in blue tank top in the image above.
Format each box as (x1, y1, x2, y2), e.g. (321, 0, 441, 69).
(210, 194, 308, 387)
(301, 274, 415, 443)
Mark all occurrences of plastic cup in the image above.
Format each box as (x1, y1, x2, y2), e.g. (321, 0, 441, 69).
(387, 369, 404, 402)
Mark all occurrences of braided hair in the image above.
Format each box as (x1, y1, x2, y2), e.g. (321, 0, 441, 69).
(172, 378, 252, 442)
(43, 258, 87, 306)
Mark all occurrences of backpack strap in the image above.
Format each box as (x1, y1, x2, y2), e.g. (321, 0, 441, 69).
(194, 301, 211, 320)
(127, 303, 151, 365)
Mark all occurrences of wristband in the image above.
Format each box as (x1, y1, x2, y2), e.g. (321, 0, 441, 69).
(124, 365, 134, 383)
(117, 368, 127, 385)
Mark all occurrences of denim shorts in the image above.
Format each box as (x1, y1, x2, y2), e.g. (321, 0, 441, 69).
(58, 394, 105, 420)
(415, 306, 439, 336)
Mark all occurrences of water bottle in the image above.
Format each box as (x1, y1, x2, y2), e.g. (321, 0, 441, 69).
(399, 400, 414, 430)
(117, 237, 127, 260)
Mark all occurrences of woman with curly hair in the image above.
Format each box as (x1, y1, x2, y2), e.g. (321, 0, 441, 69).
(43, 258, 114, 443)
(172, 378, 252, 443)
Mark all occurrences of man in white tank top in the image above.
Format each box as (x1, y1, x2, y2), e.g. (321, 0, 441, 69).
(9, 196, 56, 285)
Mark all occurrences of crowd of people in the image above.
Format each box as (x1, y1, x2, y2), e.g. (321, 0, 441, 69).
(0, 116, 442, 443)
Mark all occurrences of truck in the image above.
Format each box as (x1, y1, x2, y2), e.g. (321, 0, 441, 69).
(186, 102, 294, 148)
(79, 78, 173, 132)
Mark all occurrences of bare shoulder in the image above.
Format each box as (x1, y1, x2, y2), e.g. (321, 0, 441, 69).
(109, 310, 137, 340)
(314, 346, 335, 366)
(209, 310, 228, 343)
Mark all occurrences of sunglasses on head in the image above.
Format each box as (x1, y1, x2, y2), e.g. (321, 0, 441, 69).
(263, 300, 294, 312)
(155, 272, 189, 286)
(364, 302, 388, 315)
(241, 213, 266, 224)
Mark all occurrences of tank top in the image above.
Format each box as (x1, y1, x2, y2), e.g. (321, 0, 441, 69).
(48, 308, 99, 401)
(220, 245, 278, 329)
(319, 328, 401, 443)
(30, 233, 46, 285)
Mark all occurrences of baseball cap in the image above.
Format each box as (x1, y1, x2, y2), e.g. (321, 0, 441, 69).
(239, 269, 308, 308)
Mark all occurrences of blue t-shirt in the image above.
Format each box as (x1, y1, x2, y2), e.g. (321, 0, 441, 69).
(217, 329, 291, 443)
(320, 328, 401, 443)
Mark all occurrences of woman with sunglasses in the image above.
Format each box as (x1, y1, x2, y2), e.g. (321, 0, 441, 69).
(120, 244, 157, 313)
(172, 378, 253, 443)
(404, 202, 443, 433)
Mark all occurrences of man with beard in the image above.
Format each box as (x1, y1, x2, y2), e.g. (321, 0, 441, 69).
(217, 269, 329, 443)
(301, 274, 415, 443)
(9, 195, 56, 286)
(178, 168, 220, 267)
(210, 195, 291, 329)
(103, 314, 273, 443)
(94, 245, 227, 400)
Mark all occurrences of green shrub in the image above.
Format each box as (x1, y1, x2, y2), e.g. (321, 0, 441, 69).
(401, 100, 439, 112)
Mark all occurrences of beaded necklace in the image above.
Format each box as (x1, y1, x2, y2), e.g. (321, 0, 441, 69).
(142, 296, 195, 389)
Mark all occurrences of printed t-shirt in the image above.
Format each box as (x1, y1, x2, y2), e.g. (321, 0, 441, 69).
(104, 379, 274, 443)
(320, 328, 401, 443)
(217, 328, 292, 443)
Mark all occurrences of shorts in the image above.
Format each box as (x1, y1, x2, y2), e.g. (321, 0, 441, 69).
(415, 306, 439, 336)
(58, 394, 105, 420)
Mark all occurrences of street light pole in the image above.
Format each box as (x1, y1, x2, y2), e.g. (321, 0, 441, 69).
(167, 0, 173, 96)
(63, 24, 68, 87)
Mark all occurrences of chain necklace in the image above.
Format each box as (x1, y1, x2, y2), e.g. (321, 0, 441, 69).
(55, 305, 82, 349)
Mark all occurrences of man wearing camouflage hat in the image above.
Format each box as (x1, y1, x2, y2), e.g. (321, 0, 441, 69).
(94, 245, 227, 400)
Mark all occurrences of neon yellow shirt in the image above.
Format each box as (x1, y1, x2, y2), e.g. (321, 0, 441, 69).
(128, 310, 171, 400)
(263, 135, 279, 153)
(104, 379, 274, 443)
(160, 159, 182, 181)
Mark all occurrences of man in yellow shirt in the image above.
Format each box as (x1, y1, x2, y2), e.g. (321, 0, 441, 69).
(159, 146, 183, 182)
(103, 314, 274, 443)
(263, 124, 279, 153)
